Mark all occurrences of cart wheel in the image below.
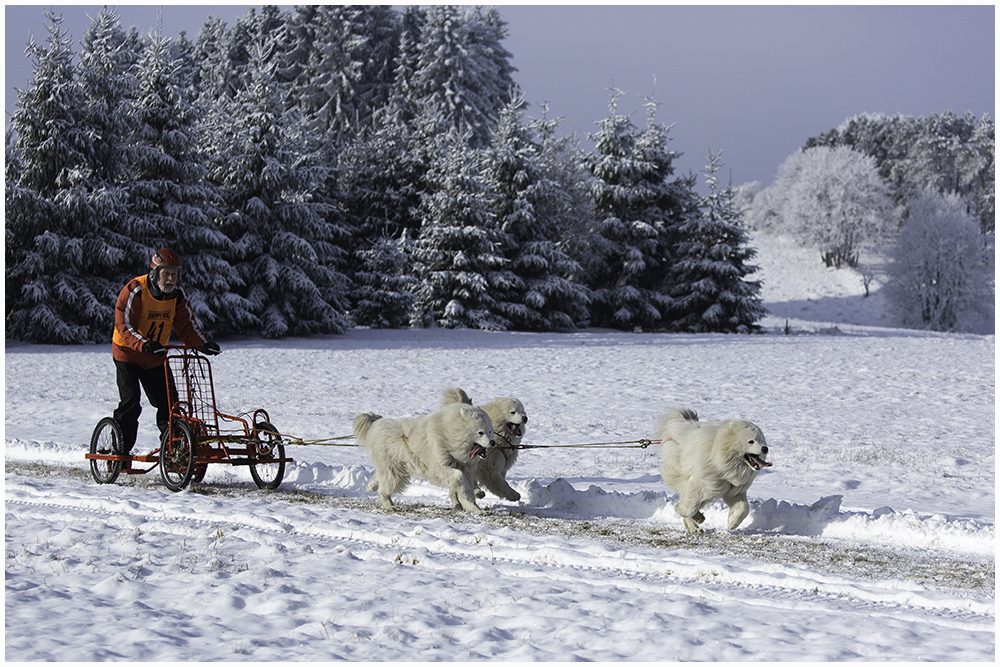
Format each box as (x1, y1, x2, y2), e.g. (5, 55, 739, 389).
(89, 417, 123, 484)
(159, 419, 196, 492)
(250, 421, 285, 490)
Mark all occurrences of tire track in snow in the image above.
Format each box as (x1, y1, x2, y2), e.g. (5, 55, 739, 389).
(6, 472, 993, 632)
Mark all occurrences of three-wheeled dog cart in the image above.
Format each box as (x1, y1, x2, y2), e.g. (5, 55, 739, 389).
(86, 346, 291, 492)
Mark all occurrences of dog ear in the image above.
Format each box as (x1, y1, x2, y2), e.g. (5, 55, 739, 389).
(457, 403, 479, 420)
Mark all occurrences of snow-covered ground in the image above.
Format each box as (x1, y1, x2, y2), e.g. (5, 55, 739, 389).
(5, 232, 994, 660)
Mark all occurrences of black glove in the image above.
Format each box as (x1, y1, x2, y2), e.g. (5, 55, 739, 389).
(201, 341, 221, 356)
(142, 341, 165, 355)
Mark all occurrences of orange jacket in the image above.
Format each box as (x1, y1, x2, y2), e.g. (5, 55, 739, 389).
(112, 275, 208, 369)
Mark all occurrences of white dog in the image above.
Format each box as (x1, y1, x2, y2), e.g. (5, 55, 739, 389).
(440, 388, 527, 502)
(657, 408, 771, 534)
(354, 402, 495, 513)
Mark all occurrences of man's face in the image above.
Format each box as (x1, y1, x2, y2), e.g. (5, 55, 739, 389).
(157, 267, 179, 294)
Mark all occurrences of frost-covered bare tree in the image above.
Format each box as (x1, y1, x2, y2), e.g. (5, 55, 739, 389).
(751, 146, 895, 268)
(806, 111, 995, 234)
(886, 190, 993, 333)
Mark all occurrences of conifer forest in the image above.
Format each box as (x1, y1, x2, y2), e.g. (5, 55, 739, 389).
(6, 6, 993, 342)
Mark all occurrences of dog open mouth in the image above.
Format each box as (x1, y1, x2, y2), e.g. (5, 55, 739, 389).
(744, 453, 772, 470)
(469, 444, 489, 459)
(508, 422, 523, 437)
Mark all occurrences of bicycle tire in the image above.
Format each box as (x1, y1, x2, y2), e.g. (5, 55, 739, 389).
(89, 417, 123, 484)
(249, 421, 285, 490)
(159, 419, 196, 492)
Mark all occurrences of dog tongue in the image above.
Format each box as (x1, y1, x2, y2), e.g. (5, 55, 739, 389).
(748, 453, 772, 469)
(469, 445, 487, 459)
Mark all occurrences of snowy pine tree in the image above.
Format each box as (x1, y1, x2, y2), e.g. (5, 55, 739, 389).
(411, 6, 515, 148)
(529, 105, 599, 309)
(290, 5, 374, 145)
(191, 16, 231, 105)
(348, 5, 401, 132)
(967, 113, 995, 233)
(339, 105, 427, 327)
(6, 10, 139, 343)
(667, 147, 766, 333)
(411, 134, 509, 329)
(128, 31, 234, 336)
(385, 6, 425, 127)
(166, 29, 199, 105)
(583, 90, 687, 331)
(79, 7, 136, 184)
(208, 34, 350, 338)
(481, 97, 590, 330)
(339, 105, 426, 242)
(350, 233, 417, 329)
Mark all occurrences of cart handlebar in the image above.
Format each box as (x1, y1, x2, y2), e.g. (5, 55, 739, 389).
(162, 343, 221, 356)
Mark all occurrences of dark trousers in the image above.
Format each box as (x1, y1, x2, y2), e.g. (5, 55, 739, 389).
(113, 361, 173, 453)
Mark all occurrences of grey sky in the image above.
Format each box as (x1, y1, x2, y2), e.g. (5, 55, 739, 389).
(5, 4, 995, 190)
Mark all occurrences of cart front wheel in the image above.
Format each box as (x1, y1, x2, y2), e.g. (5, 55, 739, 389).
(89, 417, 123, 484)
(250, 421, 285, 490)
(159, 419, 196, 492)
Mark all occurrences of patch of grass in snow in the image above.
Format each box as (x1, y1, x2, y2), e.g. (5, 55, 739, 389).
(355, 500, 994, 594)
(281, 489, 332, 504)
(693, 531, 995, 593)
(6, 460, 91, 482)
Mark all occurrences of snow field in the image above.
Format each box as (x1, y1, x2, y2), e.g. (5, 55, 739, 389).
(5, 231, 994, 660)
(5, 468, 993, 661)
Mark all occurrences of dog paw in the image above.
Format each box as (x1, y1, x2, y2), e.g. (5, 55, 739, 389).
(683, 517, 705, 534)
(505, 491, 521, 502)
(474, 489, 486, 499)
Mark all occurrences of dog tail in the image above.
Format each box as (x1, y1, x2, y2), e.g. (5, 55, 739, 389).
(656, 407, 699, 445)
(352, 412, 382, 443)
(440, 387, 473, 408)
(662, 407, 699, 425)
(658, 408, 698, 432)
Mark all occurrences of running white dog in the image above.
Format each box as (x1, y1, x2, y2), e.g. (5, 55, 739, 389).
(657, 408, 771, 534)
(440, 388, 527, 502)
(354, 402, 495, 513)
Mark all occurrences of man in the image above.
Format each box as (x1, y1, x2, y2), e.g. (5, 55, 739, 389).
(112, 249, 220, 454)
